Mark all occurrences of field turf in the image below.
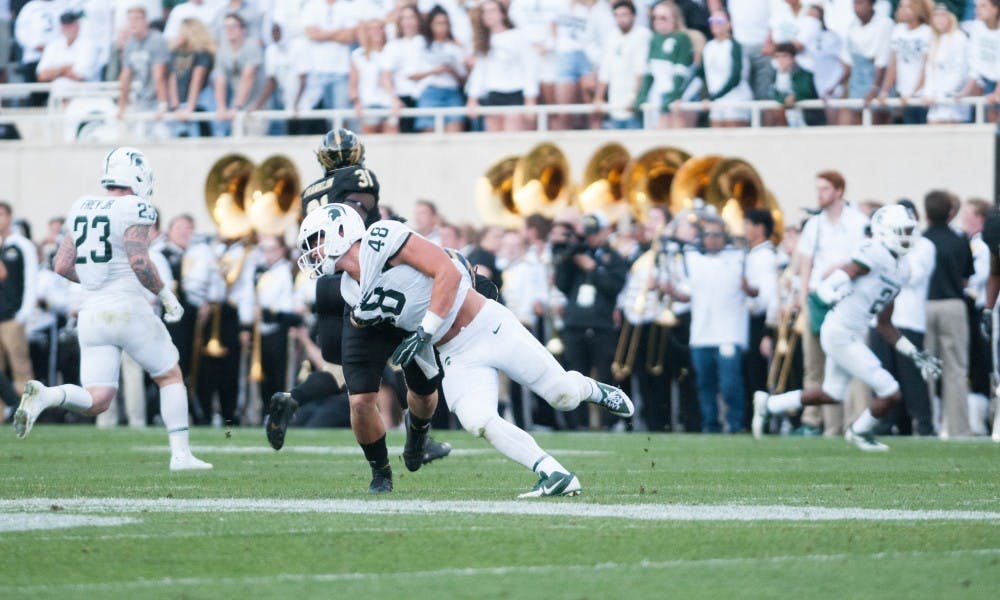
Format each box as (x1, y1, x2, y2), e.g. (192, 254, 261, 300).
(1, 426, 998, 599)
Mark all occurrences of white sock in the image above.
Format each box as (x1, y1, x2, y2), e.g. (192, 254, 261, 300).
(766, 390, 802, 413)
(483, 416, 565, 473)
(53, 385, 94, 414)
(532, 455, 566, 478)
(851, 409, 880, 435)
(159, 383, 191, 456)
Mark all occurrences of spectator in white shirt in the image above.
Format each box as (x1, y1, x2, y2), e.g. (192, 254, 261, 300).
(665, 217, 749, 434)
(36, 10, 100, 92)
(742, 209, 778, 429)
(163, 0, 219, 46)
(379, 3, 425, 133)
(410, 5, 468, 133)
(962, 197, 992, 431)
(959, 0, 1000, 123)
(550, 0, 614, 130)
(350, 18, 398, 133)
(508, 0, 561, 107)
(417, 0, 473, 49)
(593, 0, 650, 129)
(14, 0, 65, 106)
(465, 0, 539, 132)
(697, 9, 753, 127)
(877, 0, 933, 124)
(714, 0, 773, 102)
(251, 21, 309, 135)
(800, 3, 849, 125)
(839, 0, 894, 124)
(923, 3, 970, 123)
(299, 0, 359, 117)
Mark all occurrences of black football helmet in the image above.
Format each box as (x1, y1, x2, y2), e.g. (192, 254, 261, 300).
(316, 128, 365, 173)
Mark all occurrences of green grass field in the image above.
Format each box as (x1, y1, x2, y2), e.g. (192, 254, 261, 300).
(1, 425, 998, 599)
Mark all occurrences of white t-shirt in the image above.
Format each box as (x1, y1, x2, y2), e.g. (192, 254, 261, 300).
(891, 236, 934, 333)
(923, 30, 969, 102)
(417, 0, 473, 51)
(264, 38, 309, 108)
(841, 14, 894, 67)
(967, 232, 989, 308)
(796, 203, 870, 292)
(37, 35, 101, 82)
(889, 23, 932, 96)
(966, 20, 1000, 82)
(380, 35, 430, 98)
(301, 0, 359, 75)
(78, 0, 114, 68)
(465, 28, 540, 99)
(14, 0, 65, 64)
(684, 248, 749, 348)
(597, 24, 651, 120)
(702, 37, 752, 100)
(163, 1, 220, 42)
(823, 0, 891, 40)
(509, 0, 560, 48)
(350, 46, 394, 107)
(553, 0, 613, 63)
(745, 241, 778, 317)
(729, 0, 773, 47)
(421, 40, 467, 90)
(804, 26, 846, 95)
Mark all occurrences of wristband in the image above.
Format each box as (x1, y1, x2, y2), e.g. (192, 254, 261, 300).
(420, 311, 444, 336)
(894, 336, 917, 358)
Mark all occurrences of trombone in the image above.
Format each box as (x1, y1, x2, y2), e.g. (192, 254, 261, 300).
(766, 268, 805, 393)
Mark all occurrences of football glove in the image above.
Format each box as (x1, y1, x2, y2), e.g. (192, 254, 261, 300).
(980, 307, 993, 340)
(912, 350, 943, 381)
(391, 327, 432, 367)
(158, 289, 184, 323)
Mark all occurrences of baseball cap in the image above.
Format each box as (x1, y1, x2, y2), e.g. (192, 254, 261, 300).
(582, 212, 608, 235)
(60, 10, 84, 24)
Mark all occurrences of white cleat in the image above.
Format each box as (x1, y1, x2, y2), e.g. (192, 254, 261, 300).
(751, 391, 769, 440)
(169, 453, 214, 472)
(845, 427, 889, 452)
(13, 380, 49, 439)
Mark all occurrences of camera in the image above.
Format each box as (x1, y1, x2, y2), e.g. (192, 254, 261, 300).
(549, 222, 588, 261)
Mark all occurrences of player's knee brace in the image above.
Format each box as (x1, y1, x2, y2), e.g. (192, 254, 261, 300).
(536, 371, 587, 412)
(454, 399, 495, 438)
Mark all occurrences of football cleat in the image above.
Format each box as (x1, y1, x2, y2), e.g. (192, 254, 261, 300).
(751, 391, 770, 440)
(423, 435, 452, 465)
(264, 392, 299, 451)
(13, 380, 49, 439)
(169, 453, 213, 471)
(588, 383, 634, 418)
(845, 426, 889, 452)
(518, 471, 582, 499)
(402, 410, 430, 472)
(368, 465, 393, 493)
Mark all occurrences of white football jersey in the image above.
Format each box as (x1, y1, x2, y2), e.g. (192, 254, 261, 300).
(825, 240, 909, 334)
(67, 193, 158, 306)
(350, 220, 472, 343)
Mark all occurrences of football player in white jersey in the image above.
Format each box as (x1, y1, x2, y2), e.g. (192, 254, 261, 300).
(297, 204, 635, 497)
(12, 147, 211, 471)
(752, 205, 943, 451)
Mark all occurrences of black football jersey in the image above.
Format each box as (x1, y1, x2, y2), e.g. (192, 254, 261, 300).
(301, 164, 381, 227)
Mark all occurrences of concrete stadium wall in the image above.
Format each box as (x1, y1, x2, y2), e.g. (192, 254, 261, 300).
(0, 125, 995, 236)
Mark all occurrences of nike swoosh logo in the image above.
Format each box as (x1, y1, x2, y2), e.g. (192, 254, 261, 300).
(542, 481, 563, 495)
(492, 324, 501, 334)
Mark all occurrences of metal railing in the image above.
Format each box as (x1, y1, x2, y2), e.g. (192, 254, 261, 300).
(0, 80, 995, 142)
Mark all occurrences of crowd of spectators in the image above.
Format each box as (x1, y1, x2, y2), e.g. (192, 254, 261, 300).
(1, 175, 997, 438)
(0, 0, 997, 138)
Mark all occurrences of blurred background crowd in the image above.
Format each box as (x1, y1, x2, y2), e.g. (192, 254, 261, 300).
(0, 0, 997, 140)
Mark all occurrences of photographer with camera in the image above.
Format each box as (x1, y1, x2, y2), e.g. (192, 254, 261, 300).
(552, 213, 629, 430)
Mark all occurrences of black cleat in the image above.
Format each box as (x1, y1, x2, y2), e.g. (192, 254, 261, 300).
(422, 435, 452, 465)
(402, 410, 430, 472)
(368, 465, 393, 493)
(264, 392, 299, 451)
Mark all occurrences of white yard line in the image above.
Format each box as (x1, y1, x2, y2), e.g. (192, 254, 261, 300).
(131, 445, 610, 456)
(0, 513, 138, 532)
(2, 497, 999, 522)
(6, 549, 1000, 593)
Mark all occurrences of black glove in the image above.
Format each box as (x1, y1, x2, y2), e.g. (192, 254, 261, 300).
(391, 327, 432, 367)
(981, 307, 993, 340)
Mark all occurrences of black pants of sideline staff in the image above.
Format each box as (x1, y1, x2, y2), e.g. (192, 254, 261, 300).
(870, 327, 934, 436)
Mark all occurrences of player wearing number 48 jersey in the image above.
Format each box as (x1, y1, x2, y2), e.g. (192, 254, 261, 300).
(752, 205, 943, 451)
(12, 147, 211, 471)
(298, 204, 634, 497)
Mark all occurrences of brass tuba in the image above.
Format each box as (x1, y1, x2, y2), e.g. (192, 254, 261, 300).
(511, 142, 574, 219)
(670, 156, 783, 243)
(246, 155, 302, 236)
(474, 155, 522, 228)
(577, 142, 631, 222)
(622, 146, 692, 223)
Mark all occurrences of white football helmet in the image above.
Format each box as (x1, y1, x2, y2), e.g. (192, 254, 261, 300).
(296, 203, 366, 278)
(101, 146, 153, 199)
(870, 204, 919, 256)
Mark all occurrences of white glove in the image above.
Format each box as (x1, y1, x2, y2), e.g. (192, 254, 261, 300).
(816, 269, 852, 305)
(895, 336, 942, 380)
(158, 289, 184, 323)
